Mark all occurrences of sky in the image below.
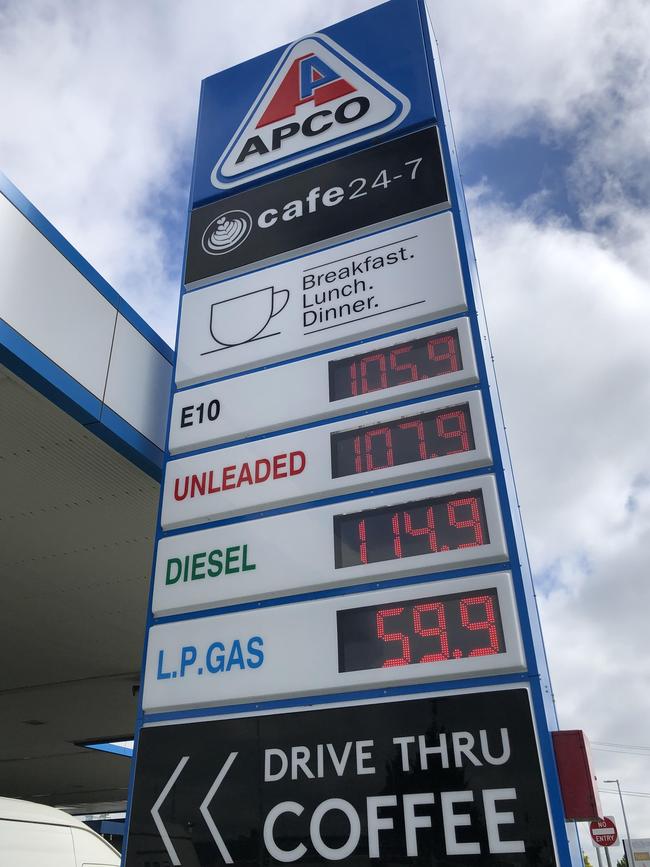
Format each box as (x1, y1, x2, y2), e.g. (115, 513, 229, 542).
(1, 0, 649, 860)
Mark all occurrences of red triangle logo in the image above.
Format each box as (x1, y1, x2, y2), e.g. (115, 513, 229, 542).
(212, 34, 410, 190)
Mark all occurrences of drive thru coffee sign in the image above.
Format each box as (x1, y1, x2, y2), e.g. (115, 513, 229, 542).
(124, 689, 557, 867)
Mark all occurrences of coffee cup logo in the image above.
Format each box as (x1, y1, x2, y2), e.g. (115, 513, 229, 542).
(202, 209, 252, 255)
(203, 286, 290, 355)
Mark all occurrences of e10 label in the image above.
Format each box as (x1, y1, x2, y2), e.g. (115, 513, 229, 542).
(180, 398, 221, 428)
(169, 318, 477, 456)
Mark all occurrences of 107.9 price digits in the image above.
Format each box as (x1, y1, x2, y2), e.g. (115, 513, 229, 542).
(330, 403, 474, 479)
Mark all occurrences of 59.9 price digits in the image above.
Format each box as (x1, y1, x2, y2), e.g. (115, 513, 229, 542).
(337, 588, 505, 673)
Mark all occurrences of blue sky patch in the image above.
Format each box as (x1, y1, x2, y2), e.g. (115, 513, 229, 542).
(459, 129, 581, 227)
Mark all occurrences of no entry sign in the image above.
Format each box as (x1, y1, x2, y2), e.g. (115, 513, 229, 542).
(590, 818, 618, 847)
(125, 688, 557, 867)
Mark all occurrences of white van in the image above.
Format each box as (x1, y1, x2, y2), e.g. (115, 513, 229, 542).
(0, 797, 120, 867)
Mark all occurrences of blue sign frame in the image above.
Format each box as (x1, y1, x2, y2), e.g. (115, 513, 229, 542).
(0, 172, 172, 480)
(124, 3, 581, 866)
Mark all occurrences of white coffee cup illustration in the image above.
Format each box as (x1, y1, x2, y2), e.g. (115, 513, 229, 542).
(209, 285, 290, 348)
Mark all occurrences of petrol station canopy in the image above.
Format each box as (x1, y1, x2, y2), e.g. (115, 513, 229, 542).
(0, 172, 172, 810)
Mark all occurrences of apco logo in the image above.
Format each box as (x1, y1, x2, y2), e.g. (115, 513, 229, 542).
(211, 34, 410, 190)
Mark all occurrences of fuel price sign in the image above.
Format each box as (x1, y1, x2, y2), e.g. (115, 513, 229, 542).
(337, 586, 505, 671)
(153, 475, 507, 616)
(169, 318, 478, 454)
(161, 390, 491, 529)
(328, 325, 468, 400)
(127, 5, 580, 867)
(334, 487, 489, 567)
(143, 572, 525, 712)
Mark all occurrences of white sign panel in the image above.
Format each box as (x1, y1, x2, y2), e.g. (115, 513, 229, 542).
(142, 572, 525, 712)
(176, 210, 465, 386)
(169, 317, 478, 454)
(161, 390, 491, 529)
(153, 475, 506, 616)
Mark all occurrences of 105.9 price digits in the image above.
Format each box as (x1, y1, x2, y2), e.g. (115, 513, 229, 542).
(328, 329, 462, 402)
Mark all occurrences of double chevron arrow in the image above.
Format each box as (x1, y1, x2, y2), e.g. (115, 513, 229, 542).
(151, 751, 239, 866)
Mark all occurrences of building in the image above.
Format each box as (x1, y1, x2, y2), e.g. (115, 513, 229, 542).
(0, 171, 171, 812)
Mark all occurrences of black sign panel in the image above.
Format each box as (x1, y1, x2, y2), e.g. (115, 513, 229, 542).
(328, 328, 463, 402)
(185, 125, 449, 288)
(125, 689, 557, 867)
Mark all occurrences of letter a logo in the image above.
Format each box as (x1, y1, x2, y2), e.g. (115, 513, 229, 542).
(211, 34, 410, 190)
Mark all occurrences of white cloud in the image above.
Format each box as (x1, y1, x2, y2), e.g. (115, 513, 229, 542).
(431, 0, 650, 286)
(472, 197, 650, 563)
(469, 193, 650, 847)
(0, 0, 377, 343)
(430, 0, 648, 143)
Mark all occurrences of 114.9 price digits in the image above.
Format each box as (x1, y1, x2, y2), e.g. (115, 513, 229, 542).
(334, 489, 489, 568)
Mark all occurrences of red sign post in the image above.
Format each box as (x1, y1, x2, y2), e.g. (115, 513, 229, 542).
(590, 817, 618, 847)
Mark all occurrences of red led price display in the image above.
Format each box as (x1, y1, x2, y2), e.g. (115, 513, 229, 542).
(337, 587, 505, 672)
(330, 402, 474, 479)
(334, 489, 489, 568)
(328, 329, 463, 402)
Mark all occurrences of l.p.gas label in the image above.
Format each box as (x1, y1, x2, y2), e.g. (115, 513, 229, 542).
(192, 0, 436, 204)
